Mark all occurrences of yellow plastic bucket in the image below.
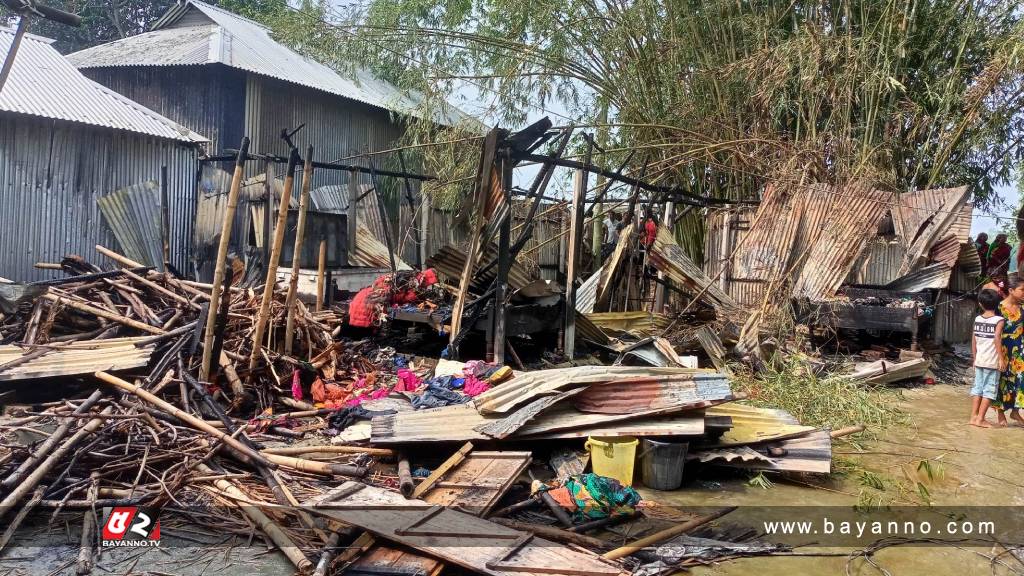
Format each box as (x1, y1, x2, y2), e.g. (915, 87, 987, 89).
(585, 436, 638, 486)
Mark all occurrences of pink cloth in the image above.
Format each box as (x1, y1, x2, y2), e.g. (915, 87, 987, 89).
(290, 369, 303, 400)
(463, 375, 490, 397)
(396, 368, 421, 392)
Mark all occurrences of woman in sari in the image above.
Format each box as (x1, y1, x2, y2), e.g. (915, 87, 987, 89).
(998, 279, 1024, 426)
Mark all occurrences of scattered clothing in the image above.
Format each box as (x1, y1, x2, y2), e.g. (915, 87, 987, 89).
(326, 405, 397, 433)
(412, 467, 431, 478)
(538, 473, 642, 521)
(290, 369, 304, 400)
(411, 382, 469, 409)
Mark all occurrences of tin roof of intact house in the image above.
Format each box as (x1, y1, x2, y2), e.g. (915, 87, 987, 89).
(0, 28, 206, 142)
(68, 0, 472, 127)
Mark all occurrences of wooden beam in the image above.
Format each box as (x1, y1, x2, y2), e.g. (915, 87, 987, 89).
(563, 136, 593, 357)
(410, 442, 473, 499)
(284, 145, 314, 355)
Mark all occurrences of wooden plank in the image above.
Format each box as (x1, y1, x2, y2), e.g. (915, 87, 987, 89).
(594, 223, 633, 311)
(346, 544, 443, 576)
(354, 451, 529, 575)
(411, 442, 473, 499)
(306, 482, 626, 576)
(420, 451, 531, 515)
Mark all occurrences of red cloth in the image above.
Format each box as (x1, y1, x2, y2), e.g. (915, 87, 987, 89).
(348, 286, 376, 327)
(643, 219, 657, 247)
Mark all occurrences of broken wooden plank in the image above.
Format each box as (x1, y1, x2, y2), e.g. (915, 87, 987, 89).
(305, 481, 627, 576)
(419, 451, 530, 515)
(411, 442, 474, 499)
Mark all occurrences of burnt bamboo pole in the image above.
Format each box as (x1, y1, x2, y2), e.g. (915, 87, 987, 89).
(1, 390, 104, 489)
(196, 463, 313, 572)
(0, 406, 113, 520)
(316, 239, 326, 313)
(248, 149, 299, 376)
(284, 146, 314, 355)
(93, 371, 274, 469)
(201, 137, 249, 380)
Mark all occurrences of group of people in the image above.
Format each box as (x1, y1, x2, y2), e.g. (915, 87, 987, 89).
(974, 232, 1015, 285)
(600, 210, 659, 261)
(970, 284, 1024, 427)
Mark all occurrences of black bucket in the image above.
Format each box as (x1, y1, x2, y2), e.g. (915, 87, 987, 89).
(639, 439, 687, 490)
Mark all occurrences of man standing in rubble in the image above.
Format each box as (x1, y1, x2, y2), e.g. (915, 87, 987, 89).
(602, 211, 620, 261)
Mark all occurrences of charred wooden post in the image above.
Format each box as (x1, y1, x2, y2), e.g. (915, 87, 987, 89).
(563, 134, 593, 358)
(397, 150, 422, 269)
(285, 146, 314, 355)
(201, 137, 249, 381)
(347, 169, 359, 259)
(493, 148, 513, 365)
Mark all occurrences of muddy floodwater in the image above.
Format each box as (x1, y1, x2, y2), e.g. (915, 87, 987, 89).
(643, 384, 1024, 575)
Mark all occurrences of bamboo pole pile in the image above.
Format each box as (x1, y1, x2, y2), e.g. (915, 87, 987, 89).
(0, 244, 391, 571)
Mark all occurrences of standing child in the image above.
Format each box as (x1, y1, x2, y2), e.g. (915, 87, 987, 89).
(972, 289, 1006, 427)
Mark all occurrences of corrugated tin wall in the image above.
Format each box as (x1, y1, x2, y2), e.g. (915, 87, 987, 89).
(0, 113, 200, 282)
(83, 65, 246, 155)
(932, 295, 975, 344)
(846, 238, 903, 285)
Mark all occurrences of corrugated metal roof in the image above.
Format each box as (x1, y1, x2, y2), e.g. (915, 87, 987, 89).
(309, 184, 350, 214)
(0, 337, 154, 381)
(351, 225, 412, 270)
(97, 181, 164, 268)
(702, 404, 815, 447)
(0, 28, 205, 142)
(575, 267, 601, 314)
(67, 1, 471, 127)
(473, 365, 713, 415)
(885, 263, 953, 291)
(584, 311, 672, 336)
(649, 226, 740, 313)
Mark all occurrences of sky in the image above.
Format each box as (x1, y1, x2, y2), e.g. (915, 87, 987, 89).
(971, 182, 1019, 237)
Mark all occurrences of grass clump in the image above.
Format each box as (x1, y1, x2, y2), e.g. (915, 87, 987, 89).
(732, 356, 907, 433)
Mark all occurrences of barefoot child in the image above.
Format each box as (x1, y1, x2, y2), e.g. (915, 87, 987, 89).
(972, 289, 1005, 427)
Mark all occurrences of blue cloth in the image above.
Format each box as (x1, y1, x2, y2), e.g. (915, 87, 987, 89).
(393, 355, 409, 369)
(972, 367, 1000, 400)
(411, 383, 469, 409)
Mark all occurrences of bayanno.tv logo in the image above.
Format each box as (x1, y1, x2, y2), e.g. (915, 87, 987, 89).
(100, 507, 161, 547)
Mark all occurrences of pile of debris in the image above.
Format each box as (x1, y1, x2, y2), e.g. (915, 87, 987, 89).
(0, 245, 838, 574)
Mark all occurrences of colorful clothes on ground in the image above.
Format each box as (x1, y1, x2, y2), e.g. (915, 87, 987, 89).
(998, 302, 1024, 410)
(539, 473, 642, 521)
